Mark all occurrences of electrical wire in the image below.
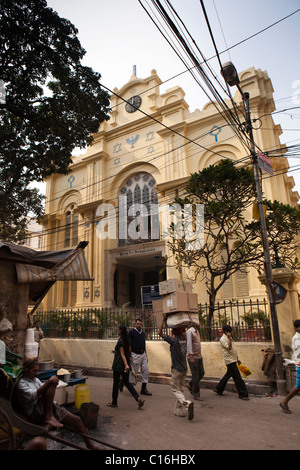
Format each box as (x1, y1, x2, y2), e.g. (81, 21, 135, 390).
(42, 100, 300, 209)
(139, 0, 252, 154)
(15, 3, 300, 244)
(29, 1, 300, 241)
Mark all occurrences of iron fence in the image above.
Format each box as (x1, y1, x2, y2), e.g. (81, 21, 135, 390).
(198, 298, 271, 342)
(34, 298, 272, 342)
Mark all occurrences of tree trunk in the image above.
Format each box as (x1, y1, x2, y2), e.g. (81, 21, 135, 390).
(0, 260, 29, 359)
(207, 290, 216, 341)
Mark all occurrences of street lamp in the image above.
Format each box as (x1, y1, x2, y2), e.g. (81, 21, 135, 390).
(221, 62, 286, 395)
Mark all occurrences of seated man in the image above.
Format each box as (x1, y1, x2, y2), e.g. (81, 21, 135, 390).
(16, 358, 99, 450)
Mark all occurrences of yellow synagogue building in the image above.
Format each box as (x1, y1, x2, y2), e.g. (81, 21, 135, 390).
(41, 67, 299, 318)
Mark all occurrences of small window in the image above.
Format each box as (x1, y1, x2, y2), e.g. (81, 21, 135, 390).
(64, 210, 78, 247)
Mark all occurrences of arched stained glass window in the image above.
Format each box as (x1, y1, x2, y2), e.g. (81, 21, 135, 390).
(118, 172, 159, 246)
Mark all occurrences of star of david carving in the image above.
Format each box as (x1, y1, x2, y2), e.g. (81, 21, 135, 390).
(114, 157, 121, 165)
(84, 288, 89, 299)
(146, 131, 155, 141)
(113, 143, 122, 153)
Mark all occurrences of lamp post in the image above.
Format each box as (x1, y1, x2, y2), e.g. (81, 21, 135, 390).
(221, 62, 286, 395)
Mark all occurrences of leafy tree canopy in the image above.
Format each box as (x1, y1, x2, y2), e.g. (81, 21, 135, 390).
(169, 160, 261, 306)
(0, 0, 110, 242)
(265, 199, 300, 270)
(168, 159, 300, 323)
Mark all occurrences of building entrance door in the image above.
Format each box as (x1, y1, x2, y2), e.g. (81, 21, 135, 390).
(106, 241, 166, 308)
(128, 272, 136, 306)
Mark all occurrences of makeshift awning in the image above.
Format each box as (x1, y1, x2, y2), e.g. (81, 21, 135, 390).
(0, 241, 93, 312)
(15, 245, 91, 284)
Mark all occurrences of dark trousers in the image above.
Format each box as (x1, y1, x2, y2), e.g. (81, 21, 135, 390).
(112, 370, 139, 405)
(188, 357, 205, 398)
(215, 362, 248, 398)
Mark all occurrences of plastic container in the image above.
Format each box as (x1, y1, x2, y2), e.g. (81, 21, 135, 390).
(24, 342, 38, 359)
(26, 328, 35, 343)
(74, 369, 83, 378)
(38, 360, 54, 371)
(54, 380, 68, 405)
(75, 383, 90, 410)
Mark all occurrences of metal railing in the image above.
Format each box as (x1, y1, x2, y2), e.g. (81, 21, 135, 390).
(34, 298, 272, 342)
(198, 298, 271, 342)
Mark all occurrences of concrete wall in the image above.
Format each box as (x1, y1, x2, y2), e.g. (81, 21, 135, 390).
(40, 338, 271, 383)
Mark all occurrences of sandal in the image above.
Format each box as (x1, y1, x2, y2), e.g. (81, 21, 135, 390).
(137, 398, 145, 409)
(188, 402, 194, 421)
(107, 402, 117, 407)
(280, 402, 292, 414)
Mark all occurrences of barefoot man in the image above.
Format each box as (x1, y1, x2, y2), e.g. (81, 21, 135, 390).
(16, 358, 99, 449)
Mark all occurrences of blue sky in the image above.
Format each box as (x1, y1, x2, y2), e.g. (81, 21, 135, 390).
(46, 0, 300, 195)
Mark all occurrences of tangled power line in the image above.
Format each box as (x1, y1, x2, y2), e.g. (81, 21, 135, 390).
(26, 1, 300, 246)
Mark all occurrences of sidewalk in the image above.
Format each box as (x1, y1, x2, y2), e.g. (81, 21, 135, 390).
(63, 375, 300, 451)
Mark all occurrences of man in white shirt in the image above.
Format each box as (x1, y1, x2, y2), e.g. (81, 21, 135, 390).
(280, 319, 300, 414)
(186, 325, 205, 400)
(214, 325, 249, 400)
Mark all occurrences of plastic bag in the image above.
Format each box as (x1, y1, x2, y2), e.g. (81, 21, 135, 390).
(129, 369, 137, 385)
(238, 363, 252, 378)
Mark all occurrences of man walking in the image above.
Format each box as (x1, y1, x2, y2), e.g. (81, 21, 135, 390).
(186, 324, 205, 400)
(280, 319, 300, 414)
(214, 325, 249, 400)
(128, 318, 152, 396)
(158, 313, 194, 420)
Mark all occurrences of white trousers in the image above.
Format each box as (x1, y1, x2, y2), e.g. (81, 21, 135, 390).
(171, 368, 192, 417)
(131, 352, 149, 383)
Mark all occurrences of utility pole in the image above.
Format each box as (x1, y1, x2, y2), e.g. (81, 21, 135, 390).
(221, 62, 286, 395)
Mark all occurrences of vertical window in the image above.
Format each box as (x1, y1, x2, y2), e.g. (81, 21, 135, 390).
(63, 208, 79, 307)
(220, 246, 233, 299)
(220, 246, 249, 299)
(118, 172, 159, 246)
(62, 280, 77, 308)
(236, 268, 249, 297)
(64, 210, 78, 248)
(65, 211, 71, 247)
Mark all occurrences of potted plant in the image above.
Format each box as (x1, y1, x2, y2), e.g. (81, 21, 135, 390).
(241, 312, 256, 340)
(254, 310, 271, 340)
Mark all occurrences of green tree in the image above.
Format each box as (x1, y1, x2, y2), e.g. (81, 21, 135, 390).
(264, 199, 300, 270)
(0, 0, 110, 242)
(169, 160, 300, 337)
(168, 159, 263, 335)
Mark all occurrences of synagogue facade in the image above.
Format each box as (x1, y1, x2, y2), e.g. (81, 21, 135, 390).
(40, 68, 299, 311)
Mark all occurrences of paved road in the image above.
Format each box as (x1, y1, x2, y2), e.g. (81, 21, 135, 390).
(52, 375, 300, 452)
